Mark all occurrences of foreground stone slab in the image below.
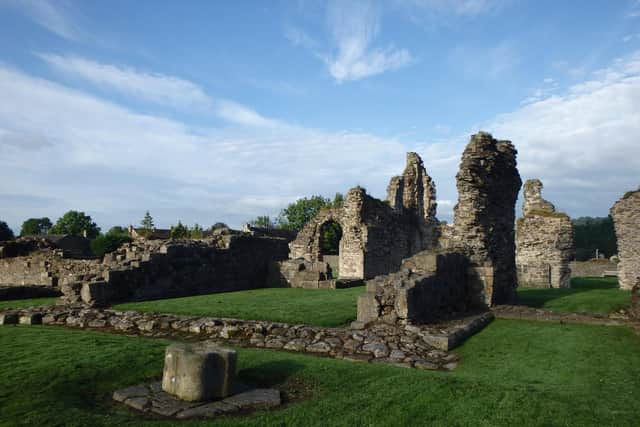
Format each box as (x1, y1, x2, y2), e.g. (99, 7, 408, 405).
(162, 343, 237, 402)
(113, 381, 281, 419)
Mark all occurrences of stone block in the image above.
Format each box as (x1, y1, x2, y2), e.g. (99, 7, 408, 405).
(0, 313, 18, 325)
(19, 313, 42, 325)
(356, 293, 379, 323)
(162, 343, 237, 402)
(80, 281, 112, 307)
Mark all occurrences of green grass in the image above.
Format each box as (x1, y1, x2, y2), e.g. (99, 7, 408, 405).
(517, 277, 629, 313)
(114, 287, 364, 327)
(0, 297, 56, 310)
(1, 320, 640, 426)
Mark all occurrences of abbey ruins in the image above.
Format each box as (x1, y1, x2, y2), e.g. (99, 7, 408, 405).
(1, 131, 638, 326)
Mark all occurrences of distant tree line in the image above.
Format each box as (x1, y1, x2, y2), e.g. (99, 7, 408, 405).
(572, 216, 618, 261)
(0, 210, 231, 258)
(249, 193, 345, 253)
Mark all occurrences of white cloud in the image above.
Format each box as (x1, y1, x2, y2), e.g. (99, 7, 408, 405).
(6, 0, 81, 40)
(215, 100, 283, 128)
(486, 51, 640, 216)
(325, 1, 412, 82)
(39, 53, 213, 109)
(287, 1, 412, 82)
(0, 64, 407, 230)
(38, 53, 288, 128)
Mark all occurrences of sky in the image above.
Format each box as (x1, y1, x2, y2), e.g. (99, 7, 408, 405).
(1, 0, 639, 233)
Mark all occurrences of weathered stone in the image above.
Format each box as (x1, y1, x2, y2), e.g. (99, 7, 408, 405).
(162, 343, 237, 401)
(223, 388, 281, 409)
(610, 189, 640, 290)
(113, 384, 149, 402)
(0, 312, 18, 325)
(516, 179, 574, 288)
(443, 132, 522, 306)
(80, 281, 112, 307)
(18, 313, 42, 325)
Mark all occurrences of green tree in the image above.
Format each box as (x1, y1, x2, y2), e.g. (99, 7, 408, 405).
(332, 192, 345, 208)
(572, 216, 618, 261)
(140, 211, 154, 231)
(20, 217, 52, 236)
(170, 221, 189, 239)
(190, 223, 204, 239)
(320, 221, 342, 255)
(211, 222, 228, 230)
(0, 221, 15, 241)
(90, 228, 132, 257)
(251, 216, 275, 229)
(50, 211, 100, 238)
(277, 195, 333, 231)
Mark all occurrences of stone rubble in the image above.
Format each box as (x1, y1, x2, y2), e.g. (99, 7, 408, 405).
(0, 304, 495, 370)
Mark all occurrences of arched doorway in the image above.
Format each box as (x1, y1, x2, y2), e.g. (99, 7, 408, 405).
(320, 220, 342, 278)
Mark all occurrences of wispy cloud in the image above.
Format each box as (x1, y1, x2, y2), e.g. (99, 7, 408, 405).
(7, 0, 81, 41)
(324, 1, 412, 82)
(287, 1, 412, 83)
(38, 53, 286, 128)
(39, 53, 213, 109)
(398, 0, 507, 16)
(448, 40, 520, 78)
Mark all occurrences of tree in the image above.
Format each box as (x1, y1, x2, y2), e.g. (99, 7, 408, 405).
(20, 217, 52, 236)
(250, 215, 275, 229)
(90, 228, 132, 257)
(50, 211, 100, 238)
(170, 221, 189, 239)
(0, 221, 15, 241)
(140, 211, 154, 231)
(211, 222, 228, 230)
(277, 194, 343, 231)
(190, 223, 204, 239)
(573, 216, 618, 261)
(320, 221, 342, 255)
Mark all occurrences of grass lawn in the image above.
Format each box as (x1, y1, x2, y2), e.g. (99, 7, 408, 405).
(1, 320, 639, 426)
(114, 287, 364, 327)
(517, 277, 629, 313)
(0, 297, 57, 310)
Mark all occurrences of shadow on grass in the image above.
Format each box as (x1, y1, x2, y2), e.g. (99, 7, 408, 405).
(516, 277, 620, 308)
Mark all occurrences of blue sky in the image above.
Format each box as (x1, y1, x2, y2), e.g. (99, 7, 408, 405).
(1, 0, 639, 233)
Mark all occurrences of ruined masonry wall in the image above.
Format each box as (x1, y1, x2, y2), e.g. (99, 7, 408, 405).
(516, 179, 574, 288)
(442, 132, 522, 306)
(610, 189, 640, 290)
(57, 235, 289, 306)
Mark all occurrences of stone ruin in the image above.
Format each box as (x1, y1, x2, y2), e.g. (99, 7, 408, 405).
(273, 152, 440, 289)
(515, 179, 575, 288)
(357, 132, 522, 326)
(0, 231, 290, 307)
(610, 188, 640, 290)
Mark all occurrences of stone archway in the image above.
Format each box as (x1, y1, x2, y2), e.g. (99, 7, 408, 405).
(319, 220, 343, 278)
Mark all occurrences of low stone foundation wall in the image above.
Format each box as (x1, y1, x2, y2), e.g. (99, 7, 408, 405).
(492, 305, 630, 326)
(570, 261, 618, 278)
(0, 305, 494, 370)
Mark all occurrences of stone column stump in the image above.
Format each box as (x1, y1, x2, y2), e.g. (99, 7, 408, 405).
(162, 343, 237, 402)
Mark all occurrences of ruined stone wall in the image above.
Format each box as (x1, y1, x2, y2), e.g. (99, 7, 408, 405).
(442, 132, 522, 306)
(54, 235, 289, 306)
(569, 260, 618, 277)
(286, 152, 439, 284)
(516, 179, 574, 288)
(357, 250, 476, 325)
(610, 189, 640, 290)
(0, 252, 100, 287)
